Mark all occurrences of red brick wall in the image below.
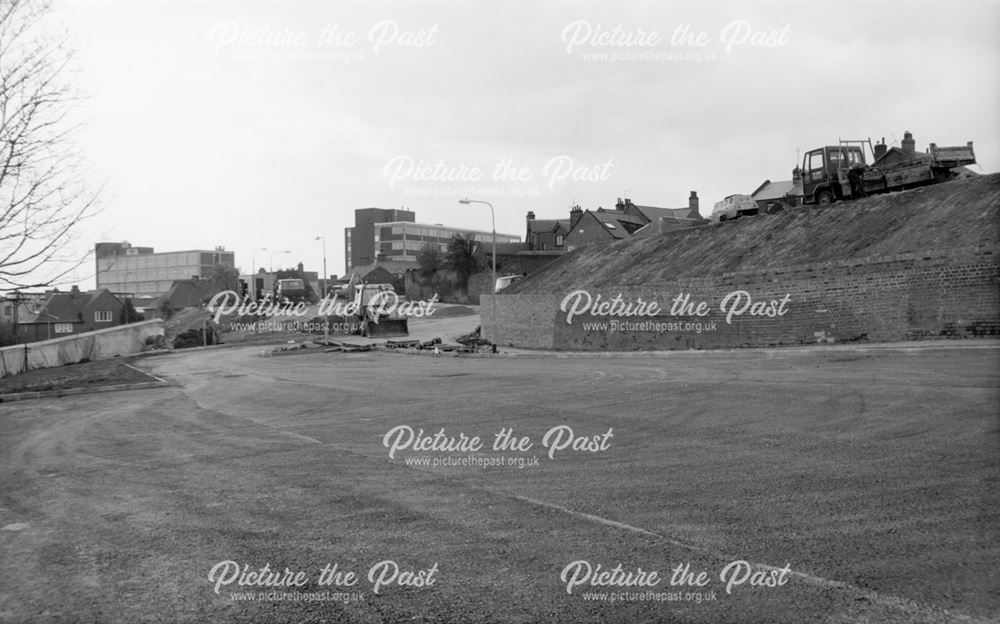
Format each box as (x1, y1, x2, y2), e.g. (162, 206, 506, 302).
(483, 246, 1000, 350)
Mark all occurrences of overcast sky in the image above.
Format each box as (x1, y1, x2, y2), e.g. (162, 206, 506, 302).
(43, 0, 1000, 286)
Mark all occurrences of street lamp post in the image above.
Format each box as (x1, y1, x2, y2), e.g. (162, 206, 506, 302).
(458, 198, 497, 352)
(314, 236, 327, 298)
(251, 247, 268, 300)
(315, 235, 329, 342)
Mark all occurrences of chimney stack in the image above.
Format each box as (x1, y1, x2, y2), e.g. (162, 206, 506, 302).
(901, 131, 915, 157)
(569, 205, 583, 230)
(688, 191, 699, 217)
(874, 136, 887, 161)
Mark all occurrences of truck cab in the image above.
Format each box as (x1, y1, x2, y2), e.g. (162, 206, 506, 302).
(276, 278, 307, 303)
(801, 145, 868, 205)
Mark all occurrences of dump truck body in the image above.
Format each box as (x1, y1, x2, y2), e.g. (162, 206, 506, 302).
(801, 135, 975, 205)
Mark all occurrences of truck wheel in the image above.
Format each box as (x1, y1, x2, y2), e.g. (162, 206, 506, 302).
(815, 191, 834, 206)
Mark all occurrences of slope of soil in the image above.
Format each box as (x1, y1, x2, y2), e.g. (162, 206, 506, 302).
(510, 174, 1000, 292)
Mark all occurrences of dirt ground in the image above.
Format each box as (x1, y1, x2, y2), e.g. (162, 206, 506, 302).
(1, 341, 997, 623)
(0, 358, 155, 395)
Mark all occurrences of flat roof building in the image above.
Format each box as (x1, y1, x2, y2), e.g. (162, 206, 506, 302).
(95, 242, 235, 298)
(372, 221, 522, 265)
(345, 208, 521, 274)
(346, 208, 416, 273)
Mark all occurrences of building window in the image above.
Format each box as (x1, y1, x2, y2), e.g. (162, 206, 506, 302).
(54, 323, 73, 334)
(556, 235, 564, 247)
(95, 310, 113, 322)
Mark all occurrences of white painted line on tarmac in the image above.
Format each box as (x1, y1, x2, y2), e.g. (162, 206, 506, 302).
(122, 361, 166, 383)
(509, 493, 993, 624)
(281, 430, 324, 445)
(266, 420, 992, 623)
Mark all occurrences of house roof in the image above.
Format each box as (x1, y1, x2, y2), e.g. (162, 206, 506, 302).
(752, 179, 802, 202)
(632, 215, 706, 237)
(155, 279, 219, 309)
(349, 261, 412, 277)
(589, 210, 646, 239)
(34, 289, 116, 324)
(528, 219, 570, 235)
(629, 204, 694, 222)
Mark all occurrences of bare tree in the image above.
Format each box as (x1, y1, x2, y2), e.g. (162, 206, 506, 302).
(416, 242, 443, 281)
(0, 0, 99, 290)
(446, 233, 481, 288)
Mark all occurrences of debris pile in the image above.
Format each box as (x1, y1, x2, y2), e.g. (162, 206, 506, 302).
(162, 308, 220, 349)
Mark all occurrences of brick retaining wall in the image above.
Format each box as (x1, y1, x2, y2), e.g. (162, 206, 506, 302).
(482, 246, 1000, 350)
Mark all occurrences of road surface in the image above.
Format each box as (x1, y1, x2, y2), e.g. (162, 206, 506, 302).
(1, 342, 997, 623)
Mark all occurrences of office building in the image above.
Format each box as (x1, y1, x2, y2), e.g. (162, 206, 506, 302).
(95, 242, 235, 297)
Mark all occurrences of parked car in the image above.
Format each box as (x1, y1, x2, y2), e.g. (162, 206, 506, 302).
(711, 194, 759, 223)
(494, 274, 524, 292)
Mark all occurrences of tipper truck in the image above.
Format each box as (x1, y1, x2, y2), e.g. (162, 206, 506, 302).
(801, 131, 976, 205)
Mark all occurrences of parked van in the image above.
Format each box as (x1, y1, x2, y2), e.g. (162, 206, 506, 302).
(711, 194, 759, 223)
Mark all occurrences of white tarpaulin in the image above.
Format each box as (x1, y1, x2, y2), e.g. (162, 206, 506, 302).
(0, 320, 164, 378)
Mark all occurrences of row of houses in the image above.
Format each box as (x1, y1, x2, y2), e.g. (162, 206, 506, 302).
(525, 192, 704, 253)
(1, 276, 241, 344)
(1, 287, 128, 344)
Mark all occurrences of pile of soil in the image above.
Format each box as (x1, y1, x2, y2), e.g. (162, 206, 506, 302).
(162, 308, 220, 349)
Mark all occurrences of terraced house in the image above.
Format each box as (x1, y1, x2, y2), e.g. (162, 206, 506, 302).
(563, 193, 704, 251)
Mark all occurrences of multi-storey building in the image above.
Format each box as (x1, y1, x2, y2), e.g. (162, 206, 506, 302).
(372, 222, 521, 264)
(345, 208, 416, 273)
(95, 242, 235, 297)
(345, 208, 521, 273)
